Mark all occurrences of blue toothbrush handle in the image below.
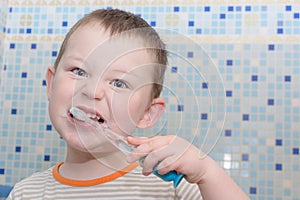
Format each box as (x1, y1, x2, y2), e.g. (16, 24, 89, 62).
(153, 164, 185, 188)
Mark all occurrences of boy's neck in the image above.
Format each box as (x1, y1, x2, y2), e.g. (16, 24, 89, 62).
(59, 145, 130, 180)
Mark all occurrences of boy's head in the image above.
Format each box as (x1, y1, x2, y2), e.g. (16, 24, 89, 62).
(46, 9, 168, 152)
(54, 9, 167, 99)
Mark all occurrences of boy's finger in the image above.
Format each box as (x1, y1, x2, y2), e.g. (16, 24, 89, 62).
(126, 136, 149, 145)
(126, 136, 168, 163)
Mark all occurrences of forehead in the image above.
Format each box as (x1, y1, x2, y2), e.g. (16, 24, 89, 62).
(66, 23, 153, 57)
(63, 25, 156, 74)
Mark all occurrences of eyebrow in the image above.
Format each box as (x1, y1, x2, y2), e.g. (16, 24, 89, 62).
(65, 55, 85, 63)
(109, 69, 140, 78)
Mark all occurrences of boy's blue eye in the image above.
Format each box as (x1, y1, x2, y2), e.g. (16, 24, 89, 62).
(72, 68, 88, 77)
(111, 79, 128, 88)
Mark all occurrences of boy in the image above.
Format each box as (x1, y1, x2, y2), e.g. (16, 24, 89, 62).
(8, 9, 249, 199)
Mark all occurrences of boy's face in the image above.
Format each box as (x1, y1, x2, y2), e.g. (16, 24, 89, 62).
(46, 26, 165, 153)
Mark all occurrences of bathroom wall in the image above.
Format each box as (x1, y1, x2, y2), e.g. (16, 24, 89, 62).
(0, 0, 7, 73)
(0, 1, 299, 199)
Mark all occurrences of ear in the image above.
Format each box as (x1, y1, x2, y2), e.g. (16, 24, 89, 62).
(137, 98, 165, 128)
(45, 66, 55, 99)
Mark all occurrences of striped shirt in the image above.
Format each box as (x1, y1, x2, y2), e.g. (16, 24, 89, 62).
(7, 162, 202, 200)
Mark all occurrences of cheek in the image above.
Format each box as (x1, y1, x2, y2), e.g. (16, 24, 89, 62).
(128, 88, 152, 122)
(110, 93, 135, 134)
(48, 76, 74, 119)
(128, 97, 147, 120)
(110, 91, 150, 134)
(50, 76, 74, 101)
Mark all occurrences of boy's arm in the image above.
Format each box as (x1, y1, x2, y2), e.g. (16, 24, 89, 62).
(195, 156, 249, 200)
(127, 136, 249, 200)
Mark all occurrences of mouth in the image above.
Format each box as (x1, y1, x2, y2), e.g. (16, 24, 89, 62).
(69, 107, 108, 128)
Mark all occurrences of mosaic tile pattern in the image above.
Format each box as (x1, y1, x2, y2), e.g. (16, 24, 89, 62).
(0, 1, 300, 199)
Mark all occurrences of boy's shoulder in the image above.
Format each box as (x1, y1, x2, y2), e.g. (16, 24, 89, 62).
(14, 167, 54, 189)
(15, 166, 54, 186)
(7, 166, 55, 199)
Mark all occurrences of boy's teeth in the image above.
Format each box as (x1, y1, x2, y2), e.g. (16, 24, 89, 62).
(87, 113, 97, 119)
(86, 113, 104, 124)
(69, 107, 105, 125)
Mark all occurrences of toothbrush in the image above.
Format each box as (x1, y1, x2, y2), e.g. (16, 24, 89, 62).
(70, 107, 184, 188)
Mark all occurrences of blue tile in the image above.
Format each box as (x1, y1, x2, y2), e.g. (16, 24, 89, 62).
(173, 6, 179, 12)
(228, 6, 234, 11)
(226, 90, 232, 97)
(285, 5, 292, 11)
(171, 66, 177, 73)
(150, 21, 156, 27)
(226, 60, 233, 66)
(277, 28, 283, 34)
(196, 28, 201, 34)
(225, 129, 232, 136)
(204, 6, 210, 12)
(220, 13, 226, 19)
(284, 75, 291, 82)
(268, 99, 274, 105)
(243, 114, 250, 121)
(31, 43, 37, 49)
(44, 155, 50, 161)
(252, 75, 258, 81)
(187, 51, 193, 58)
(0, 169, 4, 175)
(275, 163, 282, 171)
(277, 21, 283, 26)
(11, 109, 17, 115)
(15, 146, 21, 152)
(261, 6, 267, 11)
(202, 82, 208, 89)
(52, 51, 57, 57)
(236, 6, 242, 11)
(275, 139, 282, 146)
(177, 105, 184, 112)
(245, 5, 251, 11)
(9, 43, 15, 49)
(249, 187, 256, 194)
(21, 72, 27, 78)
(62, 21, 68, 27)
(268, 44, 275, 50)
(46, 124, 52, 131)
(242, 153, 249, 161)
(188, 21, 194, 26)
(293, 147, 299, 155)
(201, 113, 208, 120)
(294, 13, 299, 19)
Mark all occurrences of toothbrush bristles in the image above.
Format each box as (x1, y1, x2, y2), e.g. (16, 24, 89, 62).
(70, 107, 87, 121)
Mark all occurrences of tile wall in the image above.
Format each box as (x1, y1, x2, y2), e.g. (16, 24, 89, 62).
(0, 1, 299, 199)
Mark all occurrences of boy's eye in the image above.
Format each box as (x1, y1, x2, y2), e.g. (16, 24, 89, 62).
(110, 79, 128, 88)
(72, 68, 88, 78)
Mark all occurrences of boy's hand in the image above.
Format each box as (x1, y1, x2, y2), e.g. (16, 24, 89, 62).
(126, 135, 211, 184)
(126, 136, 250, 200)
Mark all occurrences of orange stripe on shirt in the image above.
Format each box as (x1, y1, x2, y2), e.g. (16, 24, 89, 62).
(52, 162, 139, 187)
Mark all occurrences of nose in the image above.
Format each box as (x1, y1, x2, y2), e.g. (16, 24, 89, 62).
(81, 78, 105, 101)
